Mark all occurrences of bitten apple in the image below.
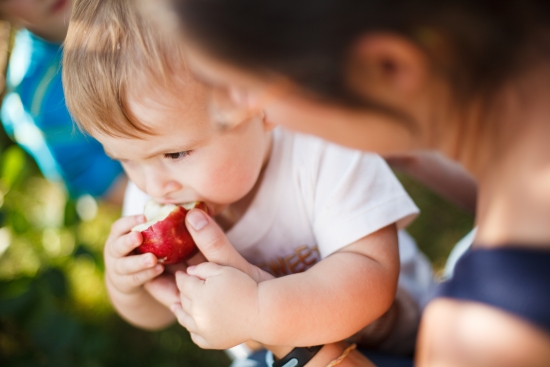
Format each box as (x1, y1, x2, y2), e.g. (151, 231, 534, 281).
(131, 200, 208, 264)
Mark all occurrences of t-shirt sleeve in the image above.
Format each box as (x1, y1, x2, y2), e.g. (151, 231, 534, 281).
(122, 181, 151, 217)
(308, 142, 419, 258)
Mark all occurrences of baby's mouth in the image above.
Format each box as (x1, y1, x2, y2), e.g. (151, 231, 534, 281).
(180, 202, 199, 210)
(155, 200, 215, 217)
(179, 201, 215, 217)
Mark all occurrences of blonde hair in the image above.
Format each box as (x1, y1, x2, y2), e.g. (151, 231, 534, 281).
(63, 0, 187, 138)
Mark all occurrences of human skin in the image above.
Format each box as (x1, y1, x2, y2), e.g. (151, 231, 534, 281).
(171, 33, 550, 366)
(384, 152, 477, 213)
(93, 76, 401, 349)
(0, 0, 72, 42)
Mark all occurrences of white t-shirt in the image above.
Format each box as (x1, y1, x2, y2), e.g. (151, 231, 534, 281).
(123, 127, 434, 306)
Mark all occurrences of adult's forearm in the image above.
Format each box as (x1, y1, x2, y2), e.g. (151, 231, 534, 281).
(386, 152, 477, 212)
(417, 298, 550, 367)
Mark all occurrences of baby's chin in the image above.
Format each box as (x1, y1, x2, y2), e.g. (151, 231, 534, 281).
(207, 203, 229, 217)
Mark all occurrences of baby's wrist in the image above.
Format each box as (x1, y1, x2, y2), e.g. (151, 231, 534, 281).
(106, 275, 144, 297)
(244, 284, 262, 341)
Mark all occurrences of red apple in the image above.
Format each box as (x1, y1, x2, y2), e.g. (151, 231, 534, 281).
(131, 200, 208, 265)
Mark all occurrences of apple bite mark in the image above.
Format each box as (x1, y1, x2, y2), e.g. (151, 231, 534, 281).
(131, 200, 208, 265)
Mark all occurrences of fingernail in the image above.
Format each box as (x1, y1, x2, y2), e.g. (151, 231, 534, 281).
(137, 214, 146, 223)
(170, 303, 179, 313)
(186, 265, 195, 273)
(187, 210, 208, 231)
(154, 265, 163, 272)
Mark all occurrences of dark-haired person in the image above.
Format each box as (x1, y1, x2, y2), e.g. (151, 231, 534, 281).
(143, 1, 550, 366)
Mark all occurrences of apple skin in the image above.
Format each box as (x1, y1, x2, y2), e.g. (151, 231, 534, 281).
(134, 202, 208, 265)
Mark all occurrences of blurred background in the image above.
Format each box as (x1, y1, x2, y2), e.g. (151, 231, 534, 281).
(0, 23, 474, 367)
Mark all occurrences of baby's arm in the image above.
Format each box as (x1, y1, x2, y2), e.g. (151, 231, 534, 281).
(173, 223, 399, 349)
(104, 215, 175, 329)
(253, 224, 399, 346)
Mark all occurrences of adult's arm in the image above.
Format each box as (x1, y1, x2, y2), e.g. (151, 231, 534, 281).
(417, 298, 550, 367)
(385, 152, 477, 213)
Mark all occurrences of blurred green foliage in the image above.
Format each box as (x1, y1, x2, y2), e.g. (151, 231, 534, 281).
(398, 174, 475, 274)
(0, 127, 230, 367)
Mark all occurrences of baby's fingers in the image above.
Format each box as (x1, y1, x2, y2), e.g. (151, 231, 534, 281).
(171, 302, 198, 333)
(189, 333, 210, 349)
(175, 270, 204, 296)
(144, 274, 180, 307)
(115, 253, 158, 275)
(119, 265, 164, 291)
(108, 230, 143, 258)
(109, 215, 146, 238)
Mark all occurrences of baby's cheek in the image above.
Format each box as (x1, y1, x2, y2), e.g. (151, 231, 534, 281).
(199, 161, 258, 203)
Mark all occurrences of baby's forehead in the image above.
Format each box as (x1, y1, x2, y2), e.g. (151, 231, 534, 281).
(126, 72, 205, 110)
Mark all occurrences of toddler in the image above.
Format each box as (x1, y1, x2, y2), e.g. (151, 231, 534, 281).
(0, 0, 126, 203)
(63, 0, 433, 359)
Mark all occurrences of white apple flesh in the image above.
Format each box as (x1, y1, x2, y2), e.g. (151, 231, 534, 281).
(131, 200, 207, 264)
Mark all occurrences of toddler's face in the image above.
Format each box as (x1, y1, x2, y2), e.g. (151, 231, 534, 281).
(0, 0, 72, 41)
(94, 78, 272, 217)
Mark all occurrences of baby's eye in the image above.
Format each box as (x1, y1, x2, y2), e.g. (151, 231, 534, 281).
(164, 151, 191, 161)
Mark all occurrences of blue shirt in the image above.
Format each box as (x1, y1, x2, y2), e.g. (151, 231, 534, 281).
(1, 29, 123, 198)
(436, 246, 550, 334)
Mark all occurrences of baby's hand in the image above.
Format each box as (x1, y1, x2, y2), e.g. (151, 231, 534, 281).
(104, 215, 164, 295)
(171, 263, 259, 349)
(143, 252, 207, 307)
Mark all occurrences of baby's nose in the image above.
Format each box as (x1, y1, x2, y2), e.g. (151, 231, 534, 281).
(145, 174, 182, 199)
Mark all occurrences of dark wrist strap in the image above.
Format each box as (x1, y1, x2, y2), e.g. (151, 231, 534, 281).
(271, 345, 324, 367)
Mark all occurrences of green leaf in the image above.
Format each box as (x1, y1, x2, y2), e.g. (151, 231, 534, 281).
(40, 268, 67, 299)
(1, 146, 26, 190)
(63, 199, 79, 227)
(0, 278, 37, 317)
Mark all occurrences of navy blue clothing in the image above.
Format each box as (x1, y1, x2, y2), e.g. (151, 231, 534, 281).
(436, 247, 550, 333)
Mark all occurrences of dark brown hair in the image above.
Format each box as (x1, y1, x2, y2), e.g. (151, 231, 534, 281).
(170, 0, 550, 106)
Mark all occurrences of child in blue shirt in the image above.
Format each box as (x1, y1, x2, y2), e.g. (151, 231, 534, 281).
(0, 1, 126, 203)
